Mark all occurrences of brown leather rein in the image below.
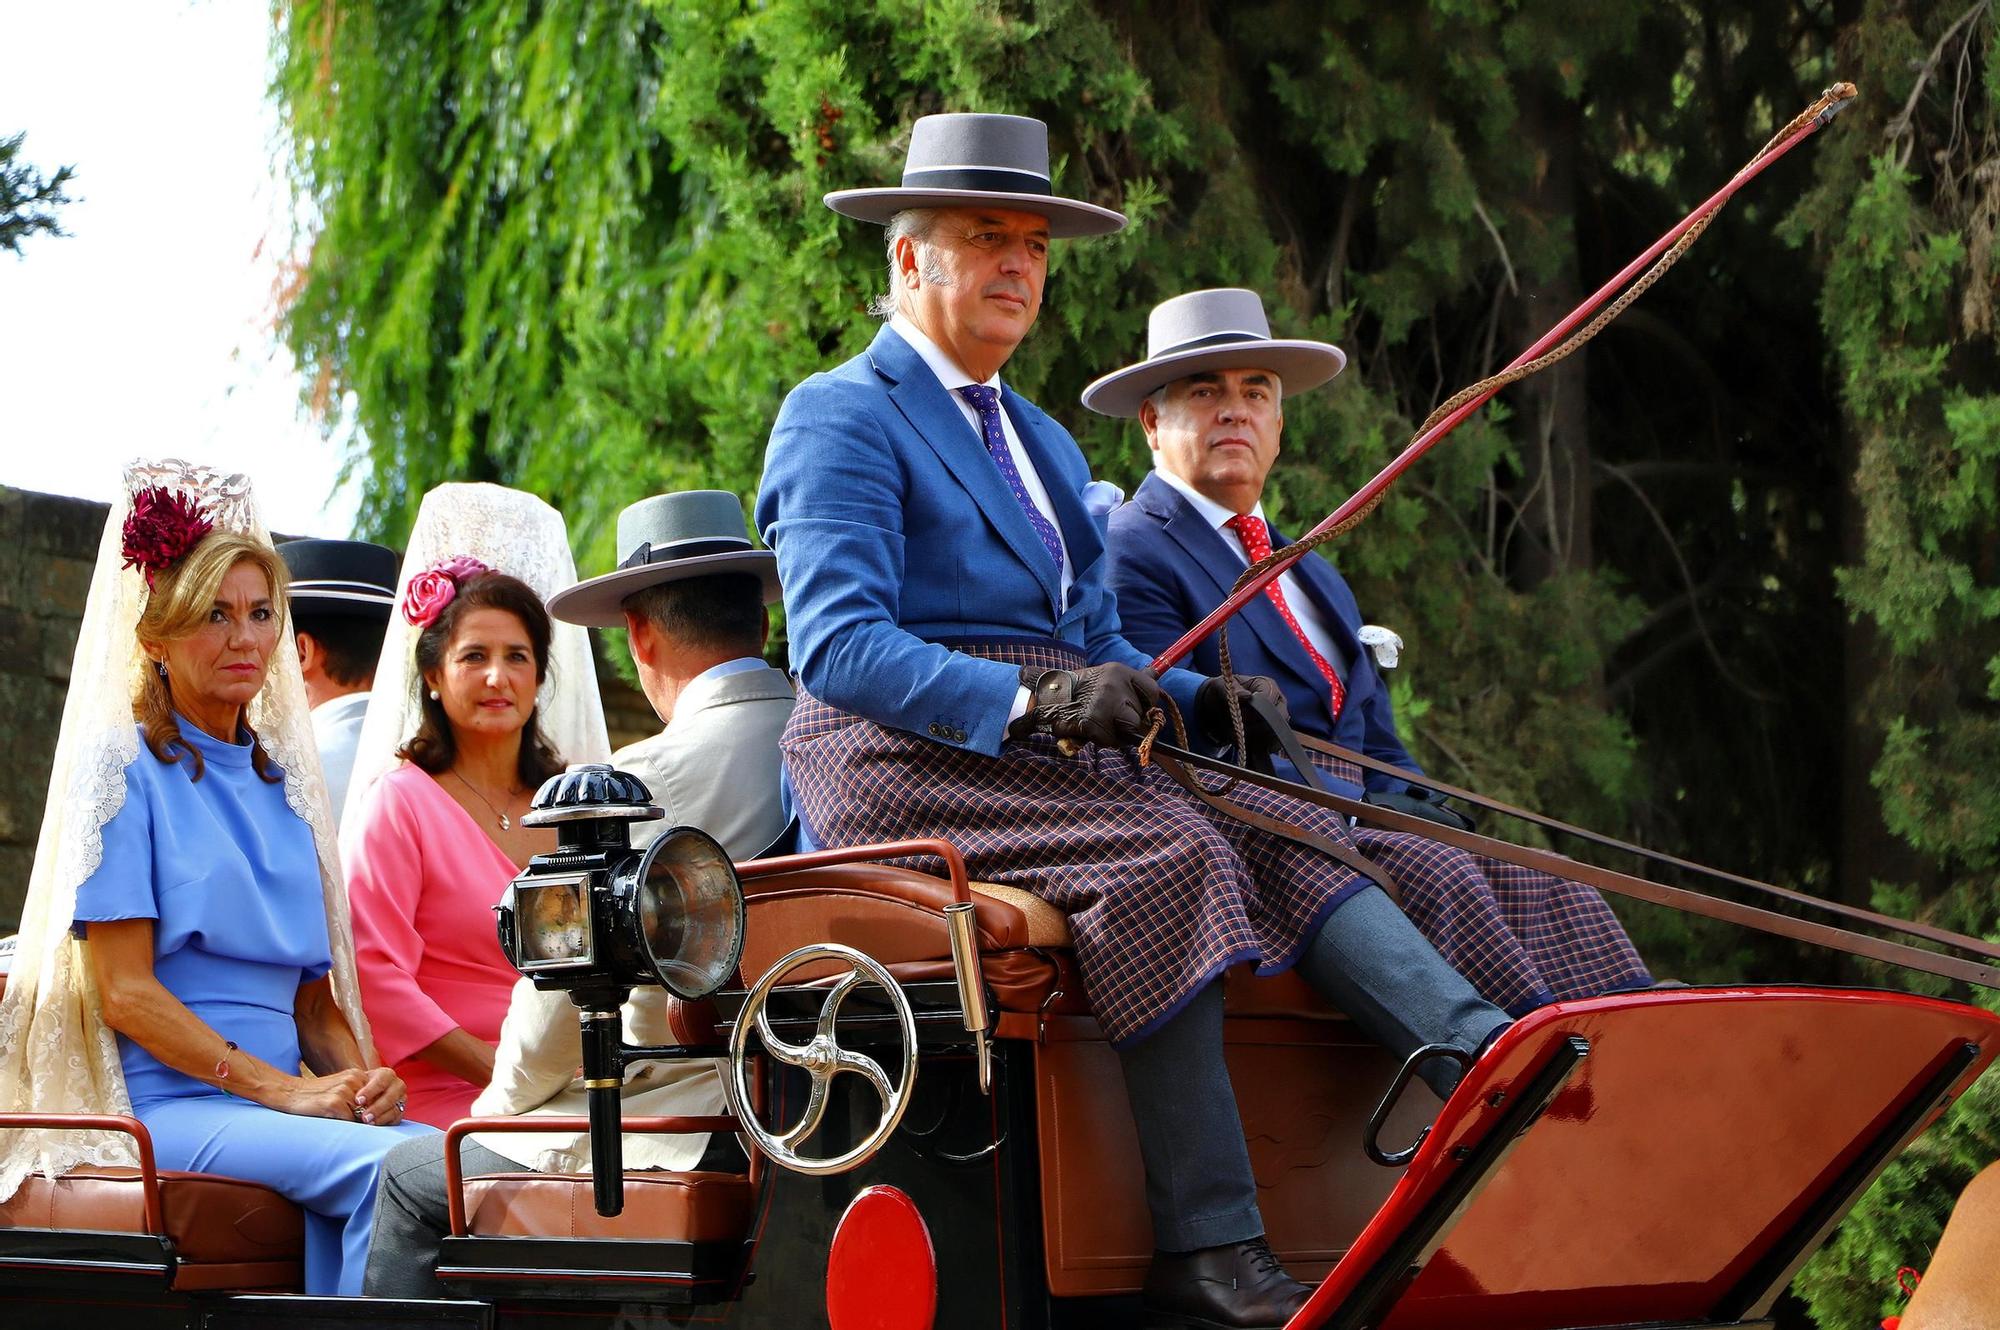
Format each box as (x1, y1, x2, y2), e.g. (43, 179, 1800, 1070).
(1142, 739, 2000, 992)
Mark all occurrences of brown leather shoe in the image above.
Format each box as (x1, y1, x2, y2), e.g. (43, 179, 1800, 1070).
(1141, 1236, 1311, 1329)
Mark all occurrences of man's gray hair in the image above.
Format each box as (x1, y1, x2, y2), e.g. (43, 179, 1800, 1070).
(869, 208, 948, 320)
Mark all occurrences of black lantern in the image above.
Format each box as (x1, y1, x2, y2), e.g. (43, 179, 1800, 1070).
(491, 763, 747, 1215)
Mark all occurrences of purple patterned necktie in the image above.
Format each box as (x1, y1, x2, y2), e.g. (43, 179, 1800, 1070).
(957, 384, 1065, 578)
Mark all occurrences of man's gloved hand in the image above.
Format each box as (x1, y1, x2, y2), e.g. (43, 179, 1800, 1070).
(1195, 674, 1290, 753)
(1363, 786, 1477, 833)
(1010, 663, 1162, 747)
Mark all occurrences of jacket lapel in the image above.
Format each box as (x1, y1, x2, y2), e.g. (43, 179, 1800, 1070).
(1006, 393, 1103, 585)
(1135, 475, 1328, 696)
(871, 327, 1062, 609)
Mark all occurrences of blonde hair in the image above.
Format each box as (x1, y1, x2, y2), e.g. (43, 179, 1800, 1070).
(134, 530, 290, 782)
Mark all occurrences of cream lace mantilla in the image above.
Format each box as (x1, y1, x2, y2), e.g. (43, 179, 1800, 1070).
(0, 460, 373, 1199)
(340, 482, 609, 831)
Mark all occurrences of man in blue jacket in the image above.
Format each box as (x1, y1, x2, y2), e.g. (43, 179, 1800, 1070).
(1092, 288, 1653, 1016)
(757, 114, 1510, 1329)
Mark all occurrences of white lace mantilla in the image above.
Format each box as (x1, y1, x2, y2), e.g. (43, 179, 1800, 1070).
(0, 460, 372, 1199)
(340, 482, 609, 830)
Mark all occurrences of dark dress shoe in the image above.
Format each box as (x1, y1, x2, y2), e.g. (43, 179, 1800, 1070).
(1142, 1236, 1311, 1329)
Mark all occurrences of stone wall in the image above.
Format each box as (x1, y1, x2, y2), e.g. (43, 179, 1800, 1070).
(0, 484, 658, 932)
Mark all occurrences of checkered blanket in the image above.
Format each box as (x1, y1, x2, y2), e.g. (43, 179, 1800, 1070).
(784, 640, 1652, 1040)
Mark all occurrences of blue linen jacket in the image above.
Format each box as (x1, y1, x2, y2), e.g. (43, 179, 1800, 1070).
(1105, 471, 1425, 800)
(756, 325, 1207, 757)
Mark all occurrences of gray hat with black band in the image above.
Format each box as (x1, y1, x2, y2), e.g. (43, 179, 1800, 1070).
(277, 538, 399, 620)
(824, 112, 1126, 239)
(1081, 288, 1348, 418)
(546, 491, 781, 629)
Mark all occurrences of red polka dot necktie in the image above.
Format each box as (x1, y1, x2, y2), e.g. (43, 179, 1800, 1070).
(1225, 512, 1346, 719)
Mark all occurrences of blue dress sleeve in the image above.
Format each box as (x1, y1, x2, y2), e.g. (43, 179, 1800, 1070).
(72, 759, 160, 926)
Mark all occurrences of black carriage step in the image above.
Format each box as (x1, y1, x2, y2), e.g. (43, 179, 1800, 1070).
(0, 1226, 177, 1287)
(435, 1234, 743, 1305)
(195, 1295, 491, 1329)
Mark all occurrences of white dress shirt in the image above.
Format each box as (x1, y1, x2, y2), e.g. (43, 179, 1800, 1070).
(890, 313, 1072, 725)
(1151, 466, 1350, 681)
(888, 312, 1074, 606)
(308, 691, 370, 827)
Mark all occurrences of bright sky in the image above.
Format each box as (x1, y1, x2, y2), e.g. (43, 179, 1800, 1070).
(0, 0, 361, 538)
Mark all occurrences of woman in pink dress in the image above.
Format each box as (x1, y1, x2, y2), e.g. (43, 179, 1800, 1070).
(342, 559, 571, 1127)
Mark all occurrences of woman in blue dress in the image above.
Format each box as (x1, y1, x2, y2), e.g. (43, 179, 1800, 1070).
(56, 480, 434, 1295)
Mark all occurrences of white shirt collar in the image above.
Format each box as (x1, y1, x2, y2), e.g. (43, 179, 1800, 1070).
(1151, 463, 1267, 535)
(889, 312, 1003, 396)
(694, 656, 768, 685)
(310, 690, 371, 723)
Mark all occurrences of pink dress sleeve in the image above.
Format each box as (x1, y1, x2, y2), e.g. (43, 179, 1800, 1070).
(343, 770, 459, 1066)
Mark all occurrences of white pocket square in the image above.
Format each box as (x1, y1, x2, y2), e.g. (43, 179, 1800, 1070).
(1081, 479, 1125, 519)
(1358, 625, 1403, 668)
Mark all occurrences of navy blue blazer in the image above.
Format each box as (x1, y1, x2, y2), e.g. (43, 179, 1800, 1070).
(756, 326, 1206, 757)
(1105, 472, 1424, 799)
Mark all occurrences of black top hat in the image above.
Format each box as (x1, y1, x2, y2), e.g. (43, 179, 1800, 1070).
(824, 112, 1126, 239)
(546, 491, 781, 629)
(277, 538, 399, 620)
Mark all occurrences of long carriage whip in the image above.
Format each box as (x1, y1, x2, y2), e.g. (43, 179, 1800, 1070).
(1147, 81, 1859, 686)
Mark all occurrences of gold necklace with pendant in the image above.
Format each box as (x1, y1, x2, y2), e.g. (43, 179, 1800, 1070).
(450, 769, 520, 831)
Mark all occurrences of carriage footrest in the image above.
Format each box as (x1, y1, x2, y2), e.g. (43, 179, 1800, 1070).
(436, 1234, 745, 1304)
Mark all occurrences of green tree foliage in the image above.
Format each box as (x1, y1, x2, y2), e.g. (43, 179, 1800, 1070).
(276, 1, 1847, 929)
(277, 8, 2000, 1317)
(0, 132, 73, 256)
(1787, 3, 2000, 1323)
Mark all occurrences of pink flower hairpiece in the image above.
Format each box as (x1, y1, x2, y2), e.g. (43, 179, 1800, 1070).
(402, 555, 492, 628)
(121, 486, 215, 587)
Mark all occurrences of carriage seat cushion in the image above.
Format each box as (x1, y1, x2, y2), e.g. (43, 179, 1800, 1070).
(741, 862, 1071, 1013)
(463, 1170, 754, 1242)
(0, 1165, 304, 1285)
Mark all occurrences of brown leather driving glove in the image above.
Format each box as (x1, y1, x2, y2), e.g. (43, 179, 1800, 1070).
(1010, 663, 1163, 747)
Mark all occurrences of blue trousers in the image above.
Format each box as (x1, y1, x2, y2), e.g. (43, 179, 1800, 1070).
(1115, 885, 1509, 1251)
(138, 1093, 436, 1294)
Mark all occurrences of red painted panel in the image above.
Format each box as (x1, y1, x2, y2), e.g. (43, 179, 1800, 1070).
(826, 1185, 937, 1330)
(1290, 987, 2000, 1330)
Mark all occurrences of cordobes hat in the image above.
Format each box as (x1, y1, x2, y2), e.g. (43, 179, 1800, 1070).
(1081, 288, 1348, 418)
(276, 538, 398, 620)
(824, 112, 1126, 238)
(547, 491, 780, 629)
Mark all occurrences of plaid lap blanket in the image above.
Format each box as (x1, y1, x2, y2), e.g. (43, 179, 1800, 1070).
(783, 640, 1378, 1044)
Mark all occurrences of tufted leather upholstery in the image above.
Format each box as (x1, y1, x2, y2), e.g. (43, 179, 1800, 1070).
(0, 1165, 303, 1290)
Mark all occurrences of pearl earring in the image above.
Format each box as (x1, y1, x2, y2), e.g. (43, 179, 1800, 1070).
(428, 689, 440, 700)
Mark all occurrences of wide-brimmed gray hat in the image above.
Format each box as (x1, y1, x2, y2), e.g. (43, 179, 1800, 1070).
(1081, 288, 1348, 417)
(824, 112, 1126, 239)
(546, 491, 781, 629)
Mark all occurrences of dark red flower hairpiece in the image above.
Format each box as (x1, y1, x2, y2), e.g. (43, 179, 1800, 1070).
(121, 486, 215, 587)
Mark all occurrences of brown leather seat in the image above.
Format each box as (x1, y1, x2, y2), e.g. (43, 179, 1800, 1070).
(741, 862, 1071, 1013)
(462, 1170, 753, 1241)
(0, 1166, 304, 1290)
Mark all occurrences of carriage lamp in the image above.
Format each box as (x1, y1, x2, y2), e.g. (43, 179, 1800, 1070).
(492, 763, 747, 1215)
(494, 764, 746, 999)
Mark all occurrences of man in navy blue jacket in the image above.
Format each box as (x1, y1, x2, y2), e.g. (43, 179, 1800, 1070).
(758, 117, 1509, 1329)
(1094, 288, 1654, 1017)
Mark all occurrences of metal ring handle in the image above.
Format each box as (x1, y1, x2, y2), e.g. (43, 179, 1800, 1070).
(1364, 1042, 1475, 1167)
(726, 942, 919, 1176)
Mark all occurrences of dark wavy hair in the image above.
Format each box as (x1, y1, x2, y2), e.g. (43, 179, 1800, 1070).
(395, 570, 565, 789)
